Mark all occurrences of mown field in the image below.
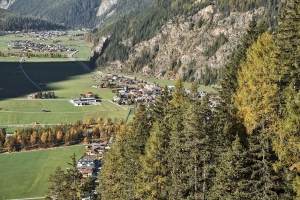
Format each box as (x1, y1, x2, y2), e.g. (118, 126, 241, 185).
(0, 145, 85, 199)
(0, 59, 129, 126)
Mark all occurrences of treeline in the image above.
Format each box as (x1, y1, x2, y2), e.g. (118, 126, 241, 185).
(0, 117, 128, 152)
(86, 0, 282, 80)
(97, 1, 300, 199)
(0, 9, 65, 32)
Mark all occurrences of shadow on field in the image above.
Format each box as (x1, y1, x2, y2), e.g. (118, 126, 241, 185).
(0, 60, 92, 99)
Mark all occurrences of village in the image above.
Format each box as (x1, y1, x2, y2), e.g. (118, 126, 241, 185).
(4, 30, 70, 40)
(90, 74, 219, 109)
(6, 39, 76, 54)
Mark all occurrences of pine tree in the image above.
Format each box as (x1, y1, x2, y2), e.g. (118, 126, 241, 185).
(181, 94, 216, 200)
(208, 136, 252, 200)
(46, 153, 82, 199)
(98, 135, 125, 199)
(134, 122, 169, 199)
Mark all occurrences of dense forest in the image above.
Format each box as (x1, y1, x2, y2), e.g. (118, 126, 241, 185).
(0, 8, 65, 32)
(86, 0, 282, 85)
(96, 0, 300, 199)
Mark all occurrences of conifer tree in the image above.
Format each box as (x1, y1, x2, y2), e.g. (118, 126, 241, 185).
(165, 78, 188, 199)
(233, 32, 280, 134)
(98, 135, 125, 199)
(233, 32, 294, 199)
(217, 18, 268, 142)
(275, 0, 300, 91)
(118, 104, 151, 199)
(47, 153, 82, 199)
(134, 122, 169, 199)
(208, 136, 252, 200)
(181, 93, 215, 200)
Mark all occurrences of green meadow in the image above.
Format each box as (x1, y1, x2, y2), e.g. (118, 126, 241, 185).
(0, 145, 85, 199)
(0, 60, 129, 126)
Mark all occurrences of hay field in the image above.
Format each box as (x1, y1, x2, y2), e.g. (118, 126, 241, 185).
(0, 145, 85, 199)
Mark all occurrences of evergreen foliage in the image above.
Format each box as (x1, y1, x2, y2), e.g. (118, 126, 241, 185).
(46, 153, 82, 199)
(0, 8, 65, 31)
(209, 136, 252, 200)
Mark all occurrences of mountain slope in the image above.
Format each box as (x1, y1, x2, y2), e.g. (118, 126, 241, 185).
(0, 8, 65, 31)
(0, 0, 152, 28)
(87, 0, 282, 84)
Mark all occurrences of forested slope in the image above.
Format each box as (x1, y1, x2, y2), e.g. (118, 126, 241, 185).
(97, 1, 300, 199)
(0, 8, 65, 31)
(0, 0, 152, 29)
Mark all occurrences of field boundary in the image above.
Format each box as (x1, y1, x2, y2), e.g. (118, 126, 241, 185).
(6, 197, 45, 200)
(19, 58, 44, 92)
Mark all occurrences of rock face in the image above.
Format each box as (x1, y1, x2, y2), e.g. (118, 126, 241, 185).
(102, 5, 265, 80)
(0, 0, 16, 9)
(90, 37, 109, 65)
(97, 0, 118, 17)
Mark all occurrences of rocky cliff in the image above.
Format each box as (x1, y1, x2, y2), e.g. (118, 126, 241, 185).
(99, 5, 265, 80)
(0, 0, 15, 9)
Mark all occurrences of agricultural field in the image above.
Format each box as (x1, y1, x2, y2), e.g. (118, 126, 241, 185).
(0, 32, 215, 128)
(0, 59, 130, 126)
(0, 145, 85, 199)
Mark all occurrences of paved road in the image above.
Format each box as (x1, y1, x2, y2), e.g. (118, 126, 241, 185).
(68, 51, 92, 72)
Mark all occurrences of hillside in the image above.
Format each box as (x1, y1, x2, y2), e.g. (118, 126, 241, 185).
(0, 8, 65, 31)
(0, 0, 152, 29)
(87, 0, 282, 85)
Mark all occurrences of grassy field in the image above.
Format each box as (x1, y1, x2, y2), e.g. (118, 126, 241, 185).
(0, 60, 130, 125)
(0, 145, 85, 199)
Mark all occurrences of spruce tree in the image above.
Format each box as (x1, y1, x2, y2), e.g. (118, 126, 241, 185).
(233, 32, 294, 199)
(208, 136, 252, 200)
(98, 134, 125, 199)
(134, 122, 169, 199)
(166, 78, 188, 199)
(272, 1, 300, 197)
(118, 104, 151, 199)
(181, 93, 216, 200)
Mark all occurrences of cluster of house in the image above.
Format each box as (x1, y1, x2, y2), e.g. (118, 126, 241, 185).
(77, 139, 113, 192)
(4, 30, 69, 39)
(6, 40, 76, 53)
(91, 74, 220, 108)
(16, 31, 68, 39)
